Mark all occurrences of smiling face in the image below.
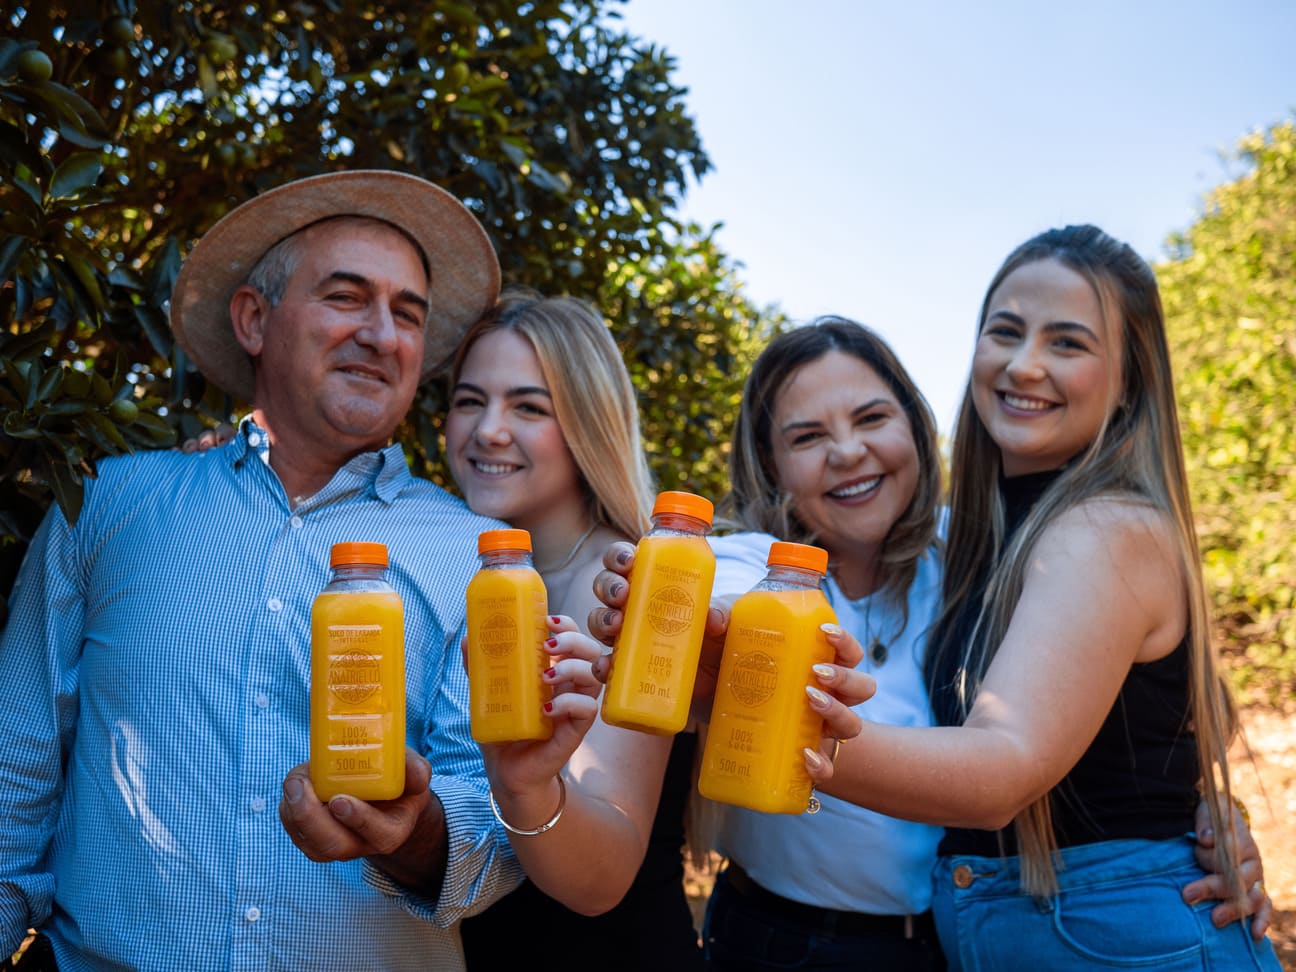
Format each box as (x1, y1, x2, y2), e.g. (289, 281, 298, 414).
(445, 328, 584, 533)
(239, 218, 429, 458)
(768, 350, 920, 576)
(972, 257, 1124, 476)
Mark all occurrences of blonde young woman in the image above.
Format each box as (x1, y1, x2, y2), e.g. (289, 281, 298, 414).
(806, 226, 1280, 970)
(442, 290, 709, 971)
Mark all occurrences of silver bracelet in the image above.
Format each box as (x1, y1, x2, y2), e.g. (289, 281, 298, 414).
(489, 774, 567, 836)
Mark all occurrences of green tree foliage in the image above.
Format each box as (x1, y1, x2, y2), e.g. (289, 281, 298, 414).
(1158, 118, 1296, 701)
(599, 222, 772, 493)
(1, 1, 782, 603)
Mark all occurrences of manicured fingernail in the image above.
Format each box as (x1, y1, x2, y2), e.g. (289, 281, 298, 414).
(803, 747, 826, 770)
(545, 638, 558, 649)
(543, 701, 554, 713)
(330, 796, 353, 819)
(284, 776, 304, 804)
(543, 667, 556, 680)
(602, 610, 617, 628)
(548, 615, 560, 626)
(610, 582, 625, 599)
(805, 685, 831, 709)
(820, 623, 843, 636)
(615, 549, 631, 566)
(1184, 888, 1201, 904)
(812, 663, 834, 681)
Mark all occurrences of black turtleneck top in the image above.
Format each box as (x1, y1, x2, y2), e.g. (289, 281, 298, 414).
(932, 471, 1199, 857)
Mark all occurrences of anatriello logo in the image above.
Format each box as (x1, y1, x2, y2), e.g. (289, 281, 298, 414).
(479, 613, 518, 659)
(647, 585, 693, 636)
(731, 650, 778, 707)
(327, 632, 382, 705)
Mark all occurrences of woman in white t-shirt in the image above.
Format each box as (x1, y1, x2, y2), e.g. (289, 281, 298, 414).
(700, 317, 947, 970)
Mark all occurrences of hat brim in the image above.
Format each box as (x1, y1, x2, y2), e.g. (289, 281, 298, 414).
(169, 170, 500, 402)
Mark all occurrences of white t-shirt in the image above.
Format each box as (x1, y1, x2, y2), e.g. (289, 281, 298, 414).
(707, 531, 944, 914)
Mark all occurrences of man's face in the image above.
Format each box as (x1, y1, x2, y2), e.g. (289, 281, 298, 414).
(242, 218, 429, 458)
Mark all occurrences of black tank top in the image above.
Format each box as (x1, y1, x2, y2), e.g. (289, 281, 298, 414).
(932, 472, 1199, 857)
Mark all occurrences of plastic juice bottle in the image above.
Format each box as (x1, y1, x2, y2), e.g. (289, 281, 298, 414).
(466, 529, 553, 743)
(699, 541, 838, 814)
(602, 490, 716, 735)
(310, 541, 406, 802)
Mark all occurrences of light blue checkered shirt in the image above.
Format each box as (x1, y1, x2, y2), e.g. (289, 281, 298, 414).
(0, 422, 522, 970)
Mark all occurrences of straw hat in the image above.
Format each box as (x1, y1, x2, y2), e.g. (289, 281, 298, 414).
(169, 170, 500, 401)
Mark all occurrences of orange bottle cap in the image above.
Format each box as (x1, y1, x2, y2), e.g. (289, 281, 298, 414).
(330, 541, 389, 568)
(766, 541, 828, 574)
(478, 528, 532, 554)
(651, 490, 714, 525)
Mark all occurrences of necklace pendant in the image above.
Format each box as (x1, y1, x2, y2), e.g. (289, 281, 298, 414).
(806, 793, 821, 814)
(869, 638, 888, 666)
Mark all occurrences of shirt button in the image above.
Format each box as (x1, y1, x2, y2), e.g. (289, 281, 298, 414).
(290, 516, 303, 529)
(952, 864, 975, 889)
(251, 797, 266, 813)
(245, 906, 261, 922)
(247, 432, 263, 447)
(255, 693, 270, 710)
(267, 597, 283, 612)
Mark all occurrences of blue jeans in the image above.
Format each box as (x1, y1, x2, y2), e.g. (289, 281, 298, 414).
(932, 836, 1281, 971)
(704, 867, 946, 971)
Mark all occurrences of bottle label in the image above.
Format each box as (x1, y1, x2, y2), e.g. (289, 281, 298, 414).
(478, 612, 519, 659)
(647, 583, 695, 636)
(730, 644, 780, 707)
(326, 625, 383, 704)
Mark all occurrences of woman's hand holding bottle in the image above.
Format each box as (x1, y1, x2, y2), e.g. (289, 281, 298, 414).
(467, 614, 604, 822)
(588, 541, 875, 772)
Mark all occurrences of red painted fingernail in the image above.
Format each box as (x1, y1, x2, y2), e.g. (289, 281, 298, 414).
(545, 638, 558, 649)
(543, 667, 556, 680)
(549, 615, 560, 625)
(543, 702, 554, 713)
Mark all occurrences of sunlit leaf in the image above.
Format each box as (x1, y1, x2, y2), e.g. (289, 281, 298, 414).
(50, 152, 104, 200)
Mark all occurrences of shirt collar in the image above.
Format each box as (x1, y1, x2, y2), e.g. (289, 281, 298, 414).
(228, 417, 412, 506)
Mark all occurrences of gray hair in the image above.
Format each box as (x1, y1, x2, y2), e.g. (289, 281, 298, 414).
(245, 232, 304, 306)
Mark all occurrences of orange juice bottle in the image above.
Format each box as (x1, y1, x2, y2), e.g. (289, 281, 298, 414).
(699, 541, 837, 813)
(602, 491, 716, 735)
(310, 541, 406, 802)
(466, 529, 553, 743)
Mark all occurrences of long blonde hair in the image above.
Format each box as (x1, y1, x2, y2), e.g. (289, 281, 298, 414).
(925, 225, 1239, 897)
(450, 288, 654, 540)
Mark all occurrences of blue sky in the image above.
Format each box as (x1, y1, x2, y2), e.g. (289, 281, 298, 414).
(617, 0, 1296, 432)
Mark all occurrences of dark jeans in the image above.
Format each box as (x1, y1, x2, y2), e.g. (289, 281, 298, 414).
(704, 866, 946, 972)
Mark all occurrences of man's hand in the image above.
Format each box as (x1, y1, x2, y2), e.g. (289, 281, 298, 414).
(279, 747, 448, 899)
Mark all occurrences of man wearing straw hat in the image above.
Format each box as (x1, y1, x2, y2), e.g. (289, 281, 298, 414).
(0, 171, 521, 970)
